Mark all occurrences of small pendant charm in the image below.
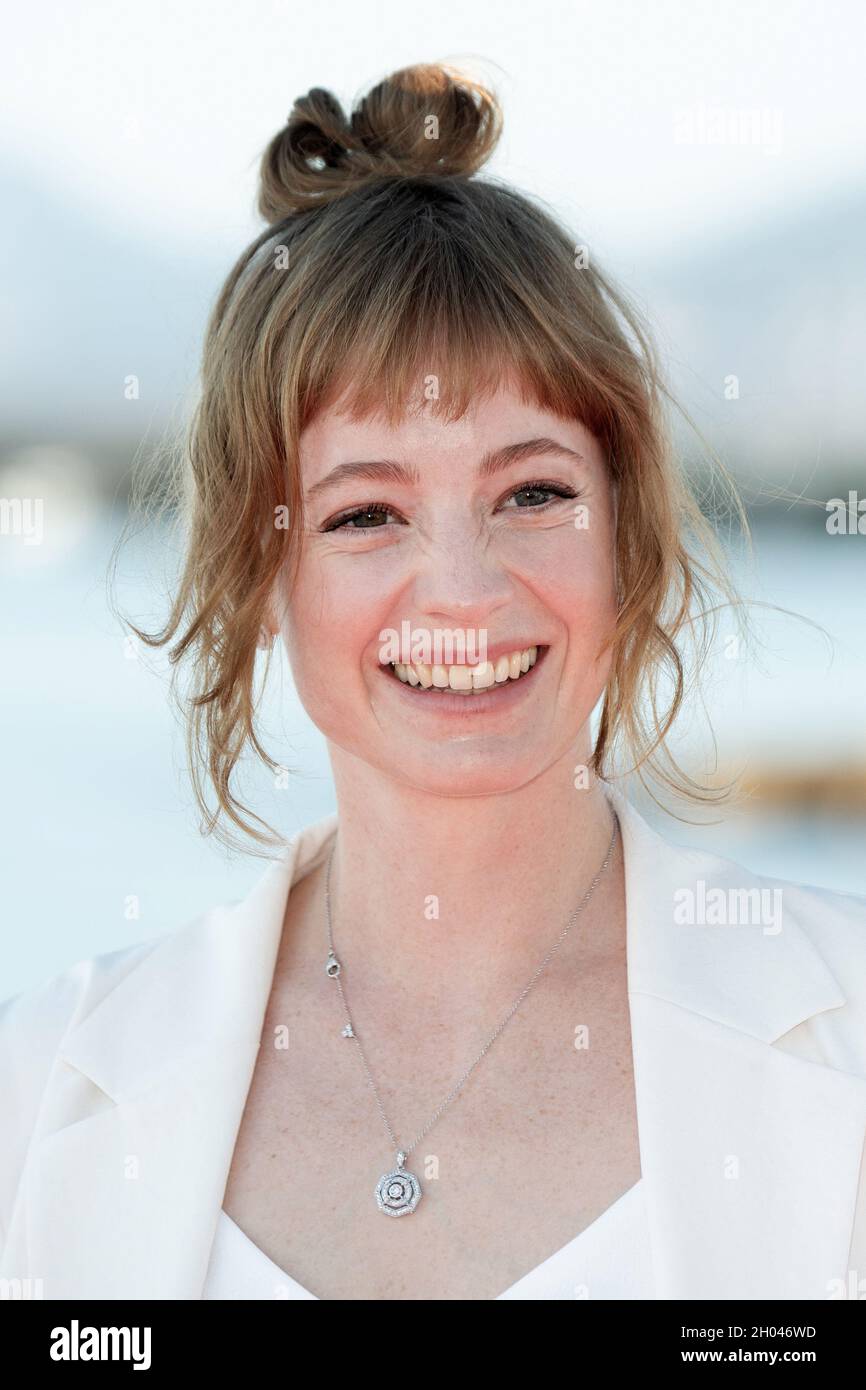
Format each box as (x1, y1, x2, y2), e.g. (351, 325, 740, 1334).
(375, 1153, 422, 1217)
(341, 1023, 354, 1037)
(325, 950, 341, 978)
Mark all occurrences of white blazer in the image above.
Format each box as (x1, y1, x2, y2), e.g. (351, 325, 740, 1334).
(2, 784, 866, 1301)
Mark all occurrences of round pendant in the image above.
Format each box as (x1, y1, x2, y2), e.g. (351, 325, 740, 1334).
(375, 1164, 422, 1217)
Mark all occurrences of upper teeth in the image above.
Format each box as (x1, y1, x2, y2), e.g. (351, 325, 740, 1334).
(389, 646, 539, 691)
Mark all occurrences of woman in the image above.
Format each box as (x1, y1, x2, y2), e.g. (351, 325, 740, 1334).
(2, 62, 866, 1303)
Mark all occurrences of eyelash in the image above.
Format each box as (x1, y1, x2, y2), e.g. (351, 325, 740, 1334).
(321, 480, 580, 533)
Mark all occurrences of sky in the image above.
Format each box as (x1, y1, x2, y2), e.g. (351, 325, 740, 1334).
(3, 0, 866, 264)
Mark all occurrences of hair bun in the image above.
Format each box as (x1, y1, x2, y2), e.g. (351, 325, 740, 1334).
(257, 62, 502, 221)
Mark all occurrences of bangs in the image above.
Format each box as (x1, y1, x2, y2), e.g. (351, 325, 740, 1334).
(280, 178, 619, 442)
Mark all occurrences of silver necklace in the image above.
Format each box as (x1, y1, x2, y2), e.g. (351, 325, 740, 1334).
(324, 811, 619, 1217)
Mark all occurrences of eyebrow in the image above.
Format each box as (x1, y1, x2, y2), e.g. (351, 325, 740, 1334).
(304, 436, 586, 504)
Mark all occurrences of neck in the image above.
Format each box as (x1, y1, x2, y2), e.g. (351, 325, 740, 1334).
(318, 742, 619, 1014)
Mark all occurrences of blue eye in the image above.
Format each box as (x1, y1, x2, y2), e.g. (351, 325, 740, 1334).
(321, 480, 579, 533)
(501, 481, 579, 509)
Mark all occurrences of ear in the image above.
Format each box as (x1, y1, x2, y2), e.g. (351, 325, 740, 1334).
(255, 511, 282, 644)
(258, 570, 286, 647)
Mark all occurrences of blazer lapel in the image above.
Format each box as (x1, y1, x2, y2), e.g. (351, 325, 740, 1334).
(11, 815, 338, 1299)
(607, 784, 866, 1299)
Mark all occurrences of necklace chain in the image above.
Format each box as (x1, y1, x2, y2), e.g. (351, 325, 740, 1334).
(324, 810, 619, 1164)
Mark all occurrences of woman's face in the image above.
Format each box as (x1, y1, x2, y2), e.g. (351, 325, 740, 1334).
(276, 379, 618, 797)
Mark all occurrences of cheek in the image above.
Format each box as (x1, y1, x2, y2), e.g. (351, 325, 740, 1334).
(279, 554, 386, 709)
(518, 521, 617, 644)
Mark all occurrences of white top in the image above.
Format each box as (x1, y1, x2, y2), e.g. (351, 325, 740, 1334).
(202, 1178, 654, 1300)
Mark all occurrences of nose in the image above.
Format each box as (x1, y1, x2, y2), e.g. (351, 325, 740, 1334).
(409, 525, 514, 629)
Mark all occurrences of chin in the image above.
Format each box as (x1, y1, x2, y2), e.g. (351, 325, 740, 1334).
(367, 736, 577, 799)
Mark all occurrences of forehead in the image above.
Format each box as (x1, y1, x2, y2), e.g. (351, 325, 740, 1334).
(299, 379, 597, 472)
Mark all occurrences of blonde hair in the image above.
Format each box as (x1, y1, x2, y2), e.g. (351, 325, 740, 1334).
(114, 61, 748, 851)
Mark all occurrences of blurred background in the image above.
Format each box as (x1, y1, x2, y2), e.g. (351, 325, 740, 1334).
(2, 0, 865, 996)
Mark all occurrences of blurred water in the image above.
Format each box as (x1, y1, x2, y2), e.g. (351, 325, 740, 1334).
(1, 503, 864, 999)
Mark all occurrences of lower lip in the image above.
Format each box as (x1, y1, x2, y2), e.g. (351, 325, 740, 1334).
(377, 647, 549, 715)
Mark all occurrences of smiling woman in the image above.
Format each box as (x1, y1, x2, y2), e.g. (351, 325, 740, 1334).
(114, 62, 741, 844)
(2, 61, 866, 1306)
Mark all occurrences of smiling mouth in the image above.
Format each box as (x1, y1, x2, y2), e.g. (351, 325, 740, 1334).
(381, 644, 546, 695)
